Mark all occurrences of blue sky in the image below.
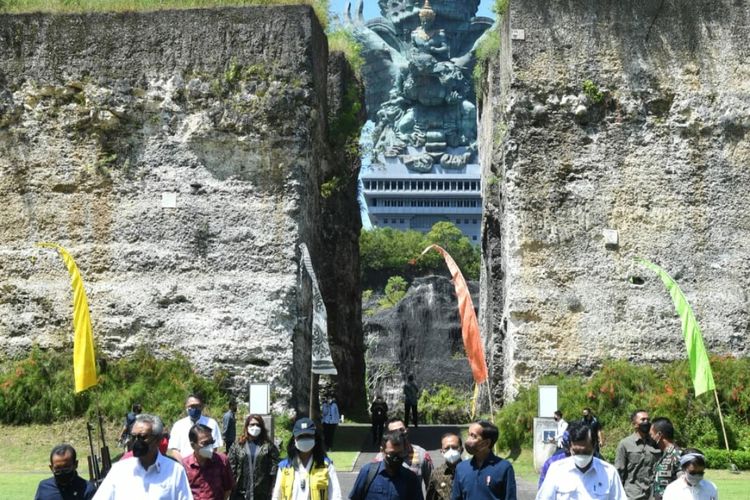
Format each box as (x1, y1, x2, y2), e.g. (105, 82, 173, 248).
(328, 0, 494, 23)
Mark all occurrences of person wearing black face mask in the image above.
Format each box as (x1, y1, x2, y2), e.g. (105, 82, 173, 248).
(349, 431, 423, 500)
(34, 444, 96, 500)
(451, 420, 516, 500)
(650, 417, 682, 500)
(168, 393, 224, 462)
(95, 414, 192, 499)
(580, 408, 604, 457)
(614, 409, 662, 500)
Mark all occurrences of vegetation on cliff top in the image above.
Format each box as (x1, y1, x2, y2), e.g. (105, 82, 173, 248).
(473, 0, 506, 95)
(328, 27, 364, 78)
(0, 0, 330, 27)
(360, 221, 480, 289)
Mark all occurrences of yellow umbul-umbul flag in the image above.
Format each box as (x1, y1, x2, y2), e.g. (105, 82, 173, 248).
(38, 243, 98, 393)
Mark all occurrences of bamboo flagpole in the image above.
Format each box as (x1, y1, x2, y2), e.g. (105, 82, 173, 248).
(486, 380, 495, 422)
(713, 389, 731, 453)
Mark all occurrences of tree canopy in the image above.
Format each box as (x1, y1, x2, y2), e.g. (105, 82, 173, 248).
(360, 222, 480, 288)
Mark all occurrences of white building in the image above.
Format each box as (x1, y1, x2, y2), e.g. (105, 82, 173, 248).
(361, 161, 482, 243)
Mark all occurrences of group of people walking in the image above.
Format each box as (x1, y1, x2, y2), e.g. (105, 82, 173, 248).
(35, 394, 720, 500)
(537, 408, 718, 500)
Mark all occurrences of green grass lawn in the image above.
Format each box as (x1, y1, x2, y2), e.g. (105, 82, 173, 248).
(328, 451, 359, 471)
(3, 421, 746, 499)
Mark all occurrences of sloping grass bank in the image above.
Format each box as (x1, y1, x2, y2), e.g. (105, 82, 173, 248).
(0, 0, 329, 28)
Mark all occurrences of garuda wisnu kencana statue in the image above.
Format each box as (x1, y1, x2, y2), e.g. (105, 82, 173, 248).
(346, 0, 492, 172)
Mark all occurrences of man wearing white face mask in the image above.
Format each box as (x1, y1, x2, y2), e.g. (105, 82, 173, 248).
(426, 433, 462, 500)
(536, 421, 626, 500)
(662, 449, 718, 500)
(272, 418, 342, 500)
(183, 424, 235, 500)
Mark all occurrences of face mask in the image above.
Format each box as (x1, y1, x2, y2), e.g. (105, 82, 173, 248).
(638, 422, 651, 434)
(573, 454, 593, 468)
(384, 453, 404, 469)
(443, 449, 462, 465)
(187, 407, 202, 421)
(53, 468, 76, 485)
(248, 425, 262, 438)
(295, 437, 315, 453)
(132, 438, 150, 458)
(685, 473, 704, 486)
(198, 445, 213, 458)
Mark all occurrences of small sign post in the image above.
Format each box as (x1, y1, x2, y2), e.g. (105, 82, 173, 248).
(249, 382, 274, 442)
(533, 385, 559, 472)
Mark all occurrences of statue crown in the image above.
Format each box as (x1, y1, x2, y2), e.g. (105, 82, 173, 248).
(419, 0, 436, 21)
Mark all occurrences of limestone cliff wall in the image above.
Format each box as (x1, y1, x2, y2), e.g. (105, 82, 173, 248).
(479, 0, 750, 402)
(0, 6, 365, 414)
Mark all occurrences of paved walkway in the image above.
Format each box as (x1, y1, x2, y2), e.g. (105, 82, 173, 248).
(332, 424, 536, 499)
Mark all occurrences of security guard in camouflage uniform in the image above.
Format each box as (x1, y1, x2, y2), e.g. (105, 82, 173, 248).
(649, 418, 682, 500)
(425, 433, 463, 500)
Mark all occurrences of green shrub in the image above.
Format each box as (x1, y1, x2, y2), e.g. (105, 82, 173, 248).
(274, 412, 294, 457)
(494, 357, 750, 465)
(0, 346, 229, 425)
(418, 385, 472, 424)
(702, 449, 750, 469)
(378, 276, 408, 309)
(328, 28, 364, 78)
(582, 80, 604, 104)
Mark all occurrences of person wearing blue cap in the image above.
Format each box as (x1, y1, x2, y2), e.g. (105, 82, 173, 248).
(272, 417, 342, 500)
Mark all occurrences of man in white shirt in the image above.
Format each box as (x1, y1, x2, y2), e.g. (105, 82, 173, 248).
(550, 410, 568, 449)
(537, 420, 626, 500)
(168, 394, 223, 462)
(94, 414, 192, 500)
(662, 448, 718, 500)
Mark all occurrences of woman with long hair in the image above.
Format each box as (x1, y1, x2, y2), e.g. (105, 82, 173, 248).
(271, 417, 341, 500)
(228, 414, 280, 500)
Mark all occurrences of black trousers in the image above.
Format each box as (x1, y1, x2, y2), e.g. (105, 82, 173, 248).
(371, 421, 385, 444)
(323, 423, 337, 450)
(404, 402, 418, 427)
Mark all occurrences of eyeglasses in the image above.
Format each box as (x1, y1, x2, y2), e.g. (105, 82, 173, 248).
(131, 434, 155, 442)
(197, 440, 215, 447)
